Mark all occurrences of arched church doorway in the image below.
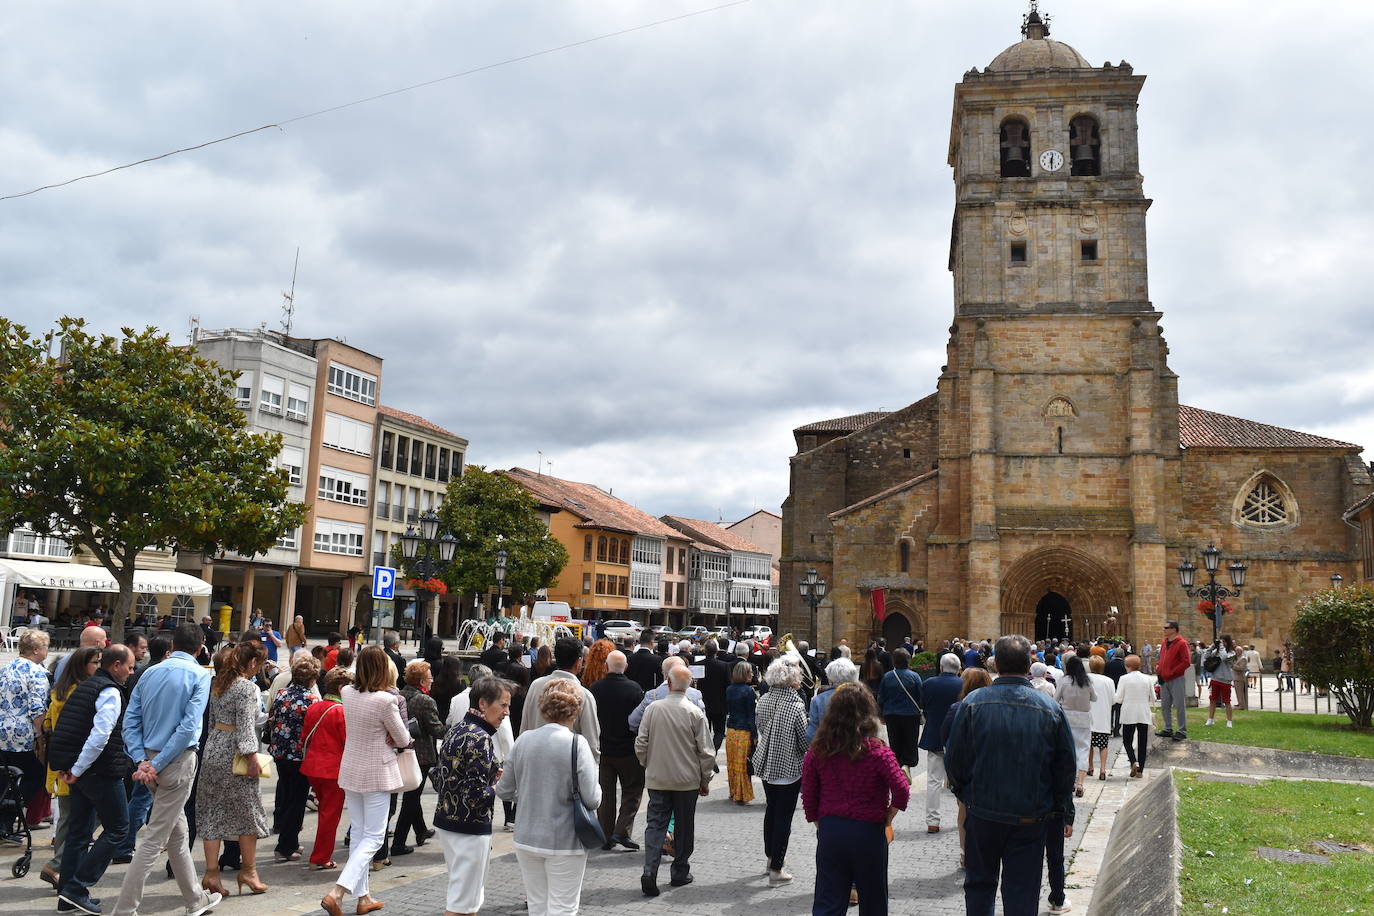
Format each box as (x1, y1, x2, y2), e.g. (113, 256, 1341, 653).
(1034, 591, 1072, 642)
(883, 611, 912, 646)
(1000, 546, 1128, 642)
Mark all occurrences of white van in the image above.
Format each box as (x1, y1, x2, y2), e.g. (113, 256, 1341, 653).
(531, 600, 573, 622)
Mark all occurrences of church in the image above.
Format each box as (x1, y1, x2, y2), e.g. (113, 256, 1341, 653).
(779, 9, 1370, 654)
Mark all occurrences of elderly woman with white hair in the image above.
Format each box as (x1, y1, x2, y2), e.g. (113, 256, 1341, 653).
(807, 657, 860, 742)
(750, 658, 809, 887)
(1029, 661, 1057, 697)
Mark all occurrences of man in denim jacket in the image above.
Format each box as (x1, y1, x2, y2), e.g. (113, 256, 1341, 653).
(945, 634, 1076, 916)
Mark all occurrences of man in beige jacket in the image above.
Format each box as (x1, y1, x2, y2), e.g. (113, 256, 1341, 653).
(284, 615, 307, 651)
(635, 664, 714, 896)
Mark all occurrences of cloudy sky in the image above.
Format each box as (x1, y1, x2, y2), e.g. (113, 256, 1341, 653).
(3, 1, 1372, 523)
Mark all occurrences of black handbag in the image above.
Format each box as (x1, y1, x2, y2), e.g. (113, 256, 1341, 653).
(569, 736, 605, 849)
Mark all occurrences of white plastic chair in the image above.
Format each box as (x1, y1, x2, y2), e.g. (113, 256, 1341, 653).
(2, 625, 22, 652)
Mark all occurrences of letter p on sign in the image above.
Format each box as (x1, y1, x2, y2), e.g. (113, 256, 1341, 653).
(372, 566, 396, 600)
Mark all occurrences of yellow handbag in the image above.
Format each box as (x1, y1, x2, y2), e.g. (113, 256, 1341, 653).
(232, 752, 274, 779)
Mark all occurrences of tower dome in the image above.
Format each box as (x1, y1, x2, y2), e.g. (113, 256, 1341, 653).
(987, 5, 1091, 72)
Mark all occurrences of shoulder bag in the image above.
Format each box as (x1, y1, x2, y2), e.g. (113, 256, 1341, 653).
(569, 735, 605, 848)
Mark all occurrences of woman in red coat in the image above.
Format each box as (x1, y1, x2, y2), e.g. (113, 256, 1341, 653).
(301, 667, 352, 869)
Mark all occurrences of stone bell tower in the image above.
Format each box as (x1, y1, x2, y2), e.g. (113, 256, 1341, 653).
(927, 4, 1180, 642)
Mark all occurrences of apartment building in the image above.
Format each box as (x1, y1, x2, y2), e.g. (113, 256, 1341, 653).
(368, 406, 469, 637)
(661, 516, 778, 631)
(502, 468, 679, 623)
(186, 329, 383, 635)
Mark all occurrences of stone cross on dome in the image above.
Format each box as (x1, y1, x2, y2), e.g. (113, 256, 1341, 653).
(1022, 1, 1051, 39)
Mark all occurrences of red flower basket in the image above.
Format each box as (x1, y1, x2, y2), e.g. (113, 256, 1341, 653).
(1196, 599, 1232, 620)
(406, 577, 448, 595)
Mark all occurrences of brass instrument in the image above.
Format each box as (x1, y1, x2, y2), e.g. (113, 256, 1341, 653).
(779, 632, 818, 691)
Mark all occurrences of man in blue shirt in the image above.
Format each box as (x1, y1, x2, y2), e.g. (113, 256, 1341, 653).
(946, 634, 1076, 916)
(111, 623, 219, 916)
(917, 652, 964, 834)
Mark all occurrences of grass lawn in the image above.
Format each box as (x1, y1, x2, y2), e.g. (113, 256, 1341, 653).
(1154, 708, 1374, 759)
(1175, 771, 1374, 915)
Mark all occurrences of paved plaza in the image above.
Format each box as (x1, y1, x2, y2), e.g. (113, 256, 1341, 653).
(2, 739, 1117, 916)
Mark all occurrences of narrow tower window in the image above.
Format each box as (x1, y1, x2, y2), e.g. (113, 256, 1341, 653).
(899, 541, 911, 573)
(1000, 118, 1032, 178)
(1069, 115, 1101, 176)
(1057, 427, 1064, 454)
(1010, 242, 1027, 263)
(1081, 240, 1098, 261)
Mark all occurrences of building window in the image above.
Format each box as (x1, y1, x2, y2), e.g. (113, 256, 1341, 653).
(279, 446, 304, 486)
(425, 444, 437, 479)
(170, 593, 196, 625)
(318, 465, 370, 506)
(410, 440, 424, 476)
(583, 573, 592, 594)
(999, 118, 1032, 178)
(380, 432, 394, 470)
(322, 412, 373, 456)
(1068, 114, 1101, 176)
(395, 436, 409, 471)
(259, 374, 284, 415)
(376, 481, 390, 518)
(584, 535, 593, 561)
(899, 541, 910, 573)
(597, 536, 607, 561)
(1080, 240, 1098, 261)
(1237, 474, 1296, 528)
(234, 371, 253, 409)
(438, 448, 450, 482)
(277, 528, 298, 550)
(313, 518, 366, 556)
(679, 550, 686, 575)
(618, 576, 629, 597)
(135, 593, 160, 620)
(595, 574, 607, 595)
(1010, 242, 1027, 263)
(326, 362, 377, 406)
(3, 526, 72, 558)
(286, 383, 310, 421)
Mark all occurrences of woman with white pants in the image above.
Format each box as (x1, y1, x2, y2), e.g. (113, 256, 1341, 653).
(320, 646, 412, 916)
(496, 679, 601, 916)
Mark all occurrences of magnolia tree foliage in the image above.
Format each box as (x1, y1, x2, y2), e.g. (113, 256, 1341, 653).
(1291, 583, 1374, 729)
(415, 466, 568, 606)
(0, 318, 307, 641)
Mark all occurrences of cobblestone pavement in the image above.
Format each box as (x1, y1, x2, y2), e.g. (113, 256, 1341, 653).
(2, 745, 1110, 916)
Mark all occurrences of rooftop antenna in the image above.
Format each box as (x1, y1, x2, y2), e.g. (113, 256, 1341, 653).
(280, 247, 300, 336)
(537, 450, 543, 475)
(189, 315, 200, 344)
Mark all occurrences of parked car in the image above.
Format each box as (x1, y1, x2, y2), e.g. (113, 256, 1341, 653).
(740, 625, 773, 647)
(676, 625, 709, 643)
(601, 619, 643, 641)
(649, 625, 675, 639)
(707, 625, 732, 643)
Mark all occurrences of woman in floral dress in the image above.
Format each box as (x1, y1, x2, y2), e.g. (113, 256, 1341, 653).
(196, 642, 270, 896)
(268, 654, 320, 861)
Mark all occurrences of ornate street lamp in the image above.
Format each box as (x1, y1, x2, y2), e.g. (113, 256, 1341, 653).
(399, 510, 457, 641)
(798, 568, 827, 643)
(1177, 543, 1247, 644)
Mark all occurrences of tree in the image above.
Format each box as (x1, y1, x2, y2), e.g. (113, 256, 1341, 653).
(1291, 583, 1374, 729)
(0, 318, 307, 642)
(418, 466, 567, 612)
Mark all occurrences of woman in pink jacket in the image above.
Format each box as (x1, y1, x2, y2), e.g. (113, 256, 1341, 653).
(320, 646, 412, 916)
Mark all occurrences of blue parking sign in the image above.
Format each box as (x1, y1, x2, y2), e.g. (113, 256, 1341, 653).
(372, 566, 396, 600)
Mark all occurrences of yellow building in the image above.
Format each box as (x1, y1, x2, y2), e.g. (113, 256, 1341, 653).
(503, 468, 679, 623)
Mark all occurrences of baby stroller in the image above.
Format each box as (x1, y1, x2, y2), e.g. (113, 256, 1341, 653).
(0, 765, 33, 877)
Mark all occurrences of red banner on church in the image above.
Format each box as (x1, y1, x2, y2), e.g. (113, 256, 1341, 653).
(871, 587, 887, 622)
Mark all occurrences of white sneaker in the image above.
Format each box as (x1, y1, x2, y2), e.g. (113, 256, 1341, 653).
(1048, 902, 1073, 914)
(187, 891, 223, 916)
(1225, 720, 1233, 728)
(1204, 719, 1215, 726)
(768, 868, 794, 886)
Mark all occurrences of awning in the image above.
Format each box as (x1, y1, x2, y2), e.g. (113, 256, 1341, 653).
(0, 559, 213, 597)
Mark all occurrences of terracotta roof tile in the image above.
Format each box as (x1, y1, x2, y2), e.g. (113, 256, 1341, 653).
(378, 404, 465, 441)
(503, 468, 679, 539)
(794, 411, 891, 435)
(1178, 405, 1360, 450)
(659, 515, 769, 555)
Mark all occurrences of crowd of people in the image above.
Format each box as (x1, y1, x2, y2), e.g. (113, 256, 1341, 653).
(0, 616, 1265, 916)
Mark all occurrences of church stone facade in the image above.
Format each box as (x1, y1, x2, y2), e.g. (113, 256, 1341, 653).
(779, 13, 1370, 654)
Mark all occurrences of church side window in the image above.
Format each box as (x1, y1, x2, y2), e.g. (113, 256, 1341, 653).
(899, 541, 910, 573)
(1000, 118, 1032, 178)
(1069, 115, 1101, 176)
(1237, 475, 1296, 528)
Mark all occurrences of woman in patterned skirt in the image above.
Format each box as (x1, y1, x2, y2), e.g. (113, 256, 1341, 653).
(196, 641, 270, 896)
(724, 661, 757, 804)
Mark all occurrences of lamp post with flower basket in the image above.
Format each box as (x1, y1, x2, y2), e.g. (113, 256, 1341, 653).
(400, 509, 459, 642)
(1177, 542, 1247, 645)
